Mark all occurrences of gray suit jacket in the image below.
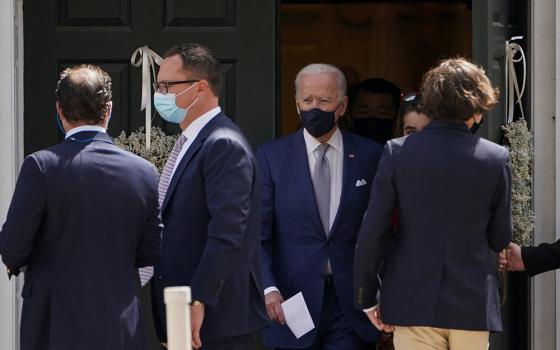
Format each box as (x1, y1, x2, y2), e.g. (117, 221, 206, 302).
(354, 119, 512, 332)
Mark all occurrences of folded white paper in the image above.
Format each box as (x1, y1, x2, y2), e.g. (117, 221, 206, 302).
(281, 292, 315, 339)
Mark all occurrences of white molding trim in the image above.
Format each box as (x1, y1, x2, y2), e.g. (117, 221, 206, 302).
(0, 0, 23, 349)
(530, 0, 557, 349)
(555, 0, 560, 345)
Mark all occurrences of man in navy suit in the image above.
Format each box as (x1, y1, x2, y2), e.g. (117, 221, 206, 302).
(257, 63, 383, 349)
(0, 65, 162, 350)
(148, 43, 268, 350)
(354, 58, 512, 350)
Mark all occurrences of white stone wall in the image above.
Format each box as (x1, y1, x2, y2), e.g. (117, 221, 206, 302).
(0, 0, 23, 349)
(531, 0, 558, 349)
(556, 0, 560, 347)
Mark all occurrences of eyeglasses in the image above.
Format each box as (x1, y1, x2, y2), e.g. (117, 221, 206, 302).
(153, 80, 200, 94)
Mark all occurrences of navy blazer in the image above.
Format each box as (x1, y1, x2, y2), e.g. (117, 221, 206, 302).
(151, 112, 268, 343)
(0, 131, 162, 350)
(354, 119, 512, 332)
(257, 129, 383, 348)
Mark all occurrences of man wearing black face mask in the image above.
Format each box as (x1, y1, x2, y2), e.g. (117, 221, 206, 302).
(348, 78, 402, 145)
(256, 64, 383, 350)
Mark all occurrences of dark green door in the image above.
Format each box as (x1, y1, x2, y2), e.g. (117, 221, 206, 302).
(472, 1, 529, 349)
(24, 0, 276, 155)
(24, 1, 276, 349)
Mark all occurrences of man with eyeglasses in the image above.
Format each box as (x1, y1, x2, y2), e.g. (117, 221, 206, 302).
(146, 43, 268, 350)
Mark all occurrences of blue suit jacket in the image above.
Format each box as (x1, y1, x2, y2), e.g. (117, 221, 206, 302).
(151, 112, 268, 343)
(354, 119, 512, 332)
(257, 129, 383, 348)
(0, 131, 162, 350)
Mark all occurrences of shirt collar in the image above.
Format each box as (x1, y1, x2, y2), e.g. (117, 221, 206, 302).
(181, 106, 221, 141)
(65, 125, 107, 139)
(303, 127, 343, 155)
(424, 118, 471, 133)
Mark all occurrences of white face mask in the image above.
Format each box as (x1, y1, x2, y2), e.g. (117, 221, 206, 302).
(154, 83, 200, 124)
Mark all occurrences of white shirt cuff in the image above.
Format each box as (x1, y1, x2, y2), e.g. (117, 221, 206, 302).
(363, 304, 377, 313)
(264, 286, 280, 296)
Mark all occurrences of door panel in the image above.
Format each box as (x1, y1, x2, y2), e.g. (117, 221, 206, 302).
(24, 0, 276, 155)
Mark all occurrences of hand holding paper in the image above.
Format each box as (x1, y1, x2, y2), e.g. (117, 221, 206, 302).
(280, 292, 315, 339)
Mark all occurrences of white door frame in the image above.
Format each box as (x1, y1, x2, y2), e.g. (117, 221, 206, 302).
(555, 0, 560, 346)
(0, 0, 24, 349)
(531, 0, 558, 349)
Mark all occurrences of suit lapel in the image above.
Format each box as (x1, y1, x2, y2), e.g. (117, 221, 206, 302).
(289, 130, 325, 238)
(330, 132, 358, 235)
(161, 113, 226, 213)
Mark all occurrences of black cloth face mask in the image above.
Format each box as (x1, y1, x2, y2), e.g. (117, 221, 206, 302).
(470, 117, 483, 134)
(299, 105, 338, 138)
(353, 117, 394, 145)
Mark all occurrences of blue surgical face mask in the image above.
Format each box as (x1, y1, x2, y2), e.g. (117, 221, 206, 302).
(154, 83, 200, 124)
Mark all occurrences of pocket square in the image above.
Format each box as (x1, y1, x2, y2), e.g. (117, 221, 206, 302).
(355, 179, 367, 187)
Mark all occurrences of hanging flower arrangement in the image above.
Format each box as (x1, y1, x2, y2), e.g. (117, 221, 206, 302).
(114, 126, 178, 173)
(502, 119, 534, 247)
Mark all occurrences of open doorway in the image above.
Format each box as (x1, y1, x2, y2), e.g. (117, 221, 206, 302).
(279, 1, 472, 136)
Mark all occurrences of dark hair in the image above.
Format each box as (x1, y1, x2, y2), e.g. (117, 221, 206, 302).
(55, 64, 112, 124)
(164, 43, 222, 96)
(394, 92, 427, 137)
(421, 58, 499, 123)
(348, 78, 402, 113)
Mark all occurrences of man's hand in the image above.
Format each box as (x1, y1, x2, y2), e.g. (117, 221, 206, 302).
(498, 249, 508, 271)
(365, 305, 394, 333)
(506, 242, 526, 271)
(265, 291, 286, 325)
(191, 302, 205, 349)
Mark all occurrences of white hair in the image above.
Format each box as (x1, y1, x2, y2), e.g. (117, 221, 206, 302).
(294, 63, 347, 101)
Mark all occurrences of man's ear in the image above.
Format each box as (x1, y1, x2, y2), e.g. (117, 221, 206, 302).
(105, 101, 113, 119)
(197, 80, 210, 94)
(339, 96, 349, 115)
(56, 101, 65, 121)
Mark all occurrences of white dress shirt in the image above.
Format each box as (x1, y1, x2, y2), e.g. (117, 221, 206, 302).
(170, 106, 221, 178)
(65, 125, 107, 139)
(265, 127, 344, 296)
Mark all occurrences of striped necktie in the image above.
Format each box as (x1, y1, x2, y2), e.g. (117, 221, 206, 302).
(312, 143, 331, 235)
(312, 143, 333, 275)
(139, 134, 188, 286)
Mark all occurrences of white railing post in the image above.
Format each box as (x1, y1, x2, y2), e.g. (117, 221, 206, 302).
(164, 286, 192, 350)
